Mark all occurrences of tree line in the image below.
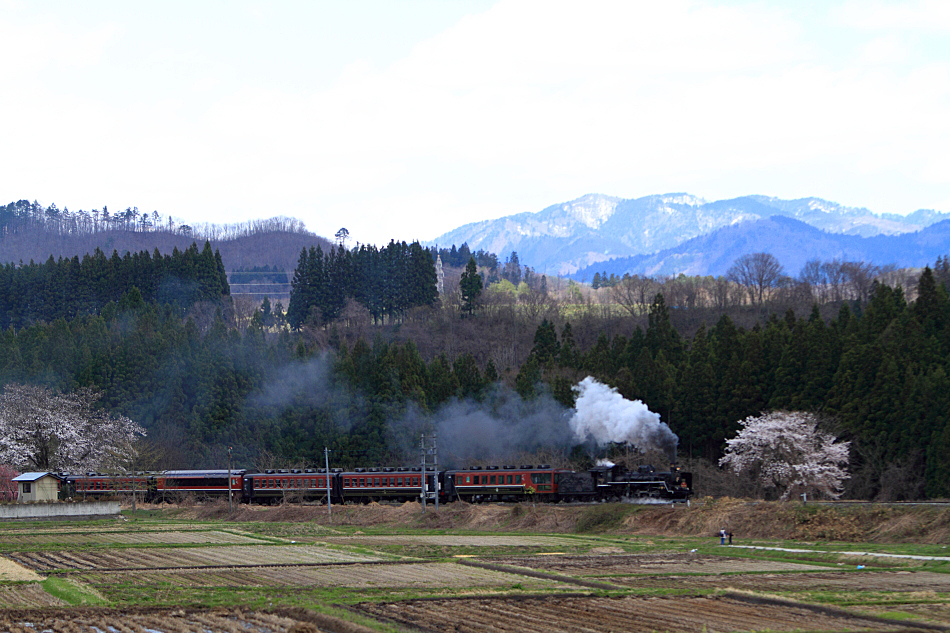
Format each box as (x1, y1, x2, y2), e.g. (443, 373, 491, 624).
(0, 242, 230, 329)
(0, 199, 312, 241)
(287, 241, 438, 327)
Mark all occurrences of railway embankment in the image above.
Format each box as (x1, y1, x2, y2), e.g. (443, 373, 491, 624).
(175, 497, 950, 544)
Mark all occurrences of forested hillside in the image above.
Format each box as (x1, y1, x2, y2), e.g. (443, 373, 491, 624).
(0, 242, 229, 329)
(0, 199, 332, 277)
(2, 201, 950, 500)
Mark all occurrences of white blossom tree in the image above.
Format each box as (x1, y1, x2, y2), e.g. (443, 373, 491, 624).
(0, 384, 145, 473)
(719, 411, 850, 500)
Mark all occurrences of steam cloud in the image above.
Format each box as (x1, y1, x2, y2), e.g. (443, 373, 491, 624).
(424, 385, 573, 468)
(569, 376, 678, 458)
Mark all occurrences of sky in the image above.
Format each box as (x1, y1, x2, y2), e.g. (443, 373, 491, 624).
(1, 0, 948, 246)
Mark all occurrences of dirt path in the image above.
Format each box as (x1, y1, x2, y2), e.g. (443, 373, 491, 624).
(731, 544, 950, 561)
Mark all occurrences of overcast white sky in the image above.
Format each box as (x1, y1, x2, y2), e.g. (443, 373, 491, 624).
(1, 0, 948, 246)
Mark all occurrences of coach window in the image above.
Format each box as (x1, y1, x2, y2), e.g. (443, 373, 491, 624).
(358, 478, 364, 487)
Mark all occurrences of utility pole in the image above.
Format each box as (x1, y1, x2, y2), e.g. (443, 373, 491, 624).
(228, 446, 233, 513)
(420, 433, 438, 511)
(131, 451, 137, 512)
(324, 446, 332, 520)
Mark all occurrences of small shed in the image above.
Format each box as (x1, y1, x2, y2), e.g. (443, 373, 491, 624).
(11, 472, 63, 503)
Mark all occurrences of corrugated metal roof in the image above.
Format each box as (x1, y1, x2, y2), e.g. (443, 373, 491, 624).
(12, 472, 63, 482)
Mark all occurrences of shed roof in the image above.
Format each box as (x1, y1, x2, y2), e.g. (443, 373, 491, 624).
(12, 472, 63, 482)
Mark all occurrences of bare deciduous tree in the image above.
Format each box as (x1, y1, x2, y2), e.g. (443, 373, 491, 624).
(611, 274, 656, 317)
(821, 259, 846, 302)
(799, 259, 826, 303)
(726, 252, 786, 306)
(841, 261, 879, 303)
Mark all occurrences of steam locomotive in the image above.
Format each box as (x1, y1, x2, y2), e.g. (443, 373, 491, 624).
(63, 462, 692, 504)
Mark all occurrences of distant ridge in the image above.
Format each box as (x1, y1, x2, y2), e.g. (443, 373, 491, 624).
(429, 193, 948, 275)
(572, 216, 950, 279)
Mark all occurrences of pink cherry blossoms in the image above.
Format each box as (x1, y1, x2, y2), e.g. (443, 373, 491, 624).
(719, 410, 850, 500)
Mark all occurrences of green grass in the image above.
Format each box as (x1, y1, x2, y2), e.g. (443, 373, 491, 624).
(41, 576, 108, 606)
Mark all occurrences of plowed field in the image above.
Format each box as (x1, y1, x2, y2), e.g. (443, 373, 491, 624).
(76, 561, 568, 590)
(609, 569, 950, 593)
(496, 553, 825, 576)
(0, 607, 310, 633)
(321, 534, 580, 547)
(6, 544, 382, 571)
(0, 529, 262, 547)
(357, 594, 910, 633)
(0, 584, 65, 608)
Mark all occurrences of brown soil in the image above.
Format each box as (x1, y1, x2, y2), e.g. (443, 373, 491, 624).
(0, 606, 375, 633)
(355, 593, 917, 633)
(0, 583, 65, 608)
(495, 552, 822, 576)
(183, 498, 950, 544)
(610, 569, 950, 593)
(6, 544, 381, 572)
(76, 561, 570, 591)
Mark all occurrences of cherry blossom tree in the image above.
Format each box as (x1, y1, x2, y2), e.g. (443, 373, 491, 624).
(0, 384, 145, 473)
(0, 464, 18, 501)
(719, 411, 850, 500)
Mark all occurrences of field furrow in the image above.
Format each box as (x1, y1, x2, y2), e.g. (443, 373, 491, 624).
(76, 561, 569, 590)
(357, 595, 907, 633)
(7, 544, 382, 571)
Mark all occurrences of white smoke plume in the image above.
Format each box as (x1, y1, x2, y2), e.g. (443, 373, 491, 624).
(569, 376, 678, 458)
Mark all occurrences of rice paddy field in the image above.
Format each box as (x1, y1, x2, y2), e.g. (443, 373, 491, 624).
(3, 501, 950, 632)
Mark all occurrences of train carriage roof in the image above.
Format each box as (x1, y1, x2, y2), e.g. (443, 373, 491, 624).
(161, 470, 245, 477)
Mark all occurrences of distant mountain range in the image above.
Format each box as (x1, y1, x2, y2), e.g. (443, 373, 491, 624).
(574, 216, 950, 280)
(429, 193, 949, 277)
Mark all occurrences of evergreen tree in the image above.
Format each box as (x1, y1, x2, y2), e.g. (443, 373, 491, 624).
(459, 257, 482, 316)
(531, 319, 560, 366)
